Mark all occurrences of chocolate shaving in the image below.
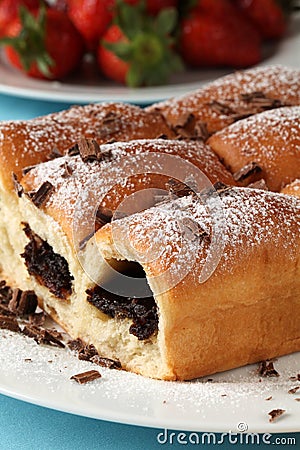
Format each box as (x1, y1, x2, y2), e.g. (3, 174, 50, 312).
(295, 398, 300, 402)
(288, 386, 300, 394)
(268, 409, 286, 423)
(0, 303, 15, 316)
(67, 338, 85, 352)
(22, 165, 38, 175)
(78, 138, 114, 163)
(0, 314, 20, 332)
(68, 338, 97, 360)
(289, 374, 300, 381)
(90, 355, 122, 370)
(61, 161, 73, 178)
(180, 217, 209, 242)
(208, 100, 236, 116)
(23, 325, 65, 348)
(166, 178, 197, 198)
(233, 162, 263, 183)
(12, 173, 23, 197)
(28, 181, 54, 208)
(265, 396, 273, 401)
(240, 92, 285, 109)
(0, 281, 13, 305)
(48, 147, 63, 160)
(78, 138, 101, 162)
(258, 360, 279, 378)
(67, 143, 79, 157)
(70, 370, 101, 384)
(78, 344, 98, 361)
(9, 289, 38, 316)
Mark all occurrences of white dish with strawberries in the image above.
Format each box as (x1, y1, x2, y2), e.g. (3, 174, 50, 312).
(0, 1, 299, 104)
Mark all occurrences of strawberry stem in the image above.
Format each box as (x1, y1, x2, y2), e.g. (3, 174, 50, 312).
(0, 4, 54, 76)
(103, 0, 183, 87)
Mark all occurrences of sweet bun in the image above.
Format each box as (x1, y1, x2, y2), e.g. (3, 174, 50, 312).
(147, 65, 300, 138)
(208, 106, 300, 191)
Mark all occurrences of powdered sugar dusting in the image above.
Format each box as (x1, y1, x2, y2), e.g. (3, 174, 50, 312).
(21, 139, 233, 235)
(0, 329, 299, 431)
(218, 106, 300, 159)
(148, 66, 300, 132)
(108, 188, 300, 279)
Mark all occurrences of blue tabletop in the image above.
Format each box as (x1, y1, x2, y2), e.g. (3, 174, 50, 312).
(0, 92, 299, 450)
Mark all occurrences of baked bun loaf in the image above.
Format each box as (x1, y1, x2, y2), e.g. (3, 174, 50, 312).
(147, 65, 300, 138)
(0, 103, 174, 279)
(0, 65, 299, 382)
(281, 179, 300, 198)
(0, 102, 174, 192)
(2, 139, 234, 308)
(84, 187, 300, 380)
(208, 106, 300, 191)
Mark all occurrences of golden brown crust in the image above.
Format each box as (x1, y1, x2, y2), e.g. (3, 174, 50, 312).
(208, 107, 300, 192)
(147, 65, 300, 137)
(0, 103, 175, 192)
(95, 188, 300, 380)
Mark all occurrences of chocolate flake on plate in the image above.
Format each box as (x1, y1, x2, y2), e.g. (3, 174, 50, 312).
(268, 409, 286, 423)
(258, 360, 279, 378)
(295, 398, 300, 402)
(71, 370, 101, 384)
(90, 355, 122, 370)
(265, 396, 273, 401)
(288, 386, 300, 394)
(9, 288, 38, 316)
(23, 325, 65, 348)
(0, 314, 20, 332)
(28, 181, 54, 208)
(289, 374, 300, 381)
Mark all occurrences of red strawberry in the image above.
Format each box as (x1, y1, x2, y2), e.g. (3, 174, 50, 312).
(97, 1, 183, 86)
(0, 0, 40, 37)
(179, 6, 262, 68)
(234, 0, 290, 39)
(1, 5, 84, 79)
(67, 0, 115, 51)
(97, 25, 129, 85)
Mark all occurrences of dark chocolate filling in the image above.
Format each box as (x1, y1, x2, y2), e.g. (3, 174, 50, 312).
(86, 280, 158, 341)
(21, 224, 73, 299)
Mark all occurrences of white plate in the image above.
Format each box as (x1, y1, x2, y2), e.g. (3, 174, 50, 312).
(0, 13, 299, 105)
(0, 329, 299, 433)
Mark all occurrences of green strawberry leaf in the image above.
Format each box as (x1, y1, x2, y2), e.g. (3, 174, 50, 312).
(109, 0, 183, 87)
(155, 8, 178, 35)
(0, 4, 54, 77)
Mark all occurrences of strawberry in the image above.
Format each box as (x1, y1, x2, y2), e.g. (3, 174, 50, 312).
(0, 4, 84, 79)
(179, 4, 262, 68)
(97, 1, 183, 87)
(67, 0, 115, 51)
(0, 0, 40, 37)
(234, 0, 291, 39)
